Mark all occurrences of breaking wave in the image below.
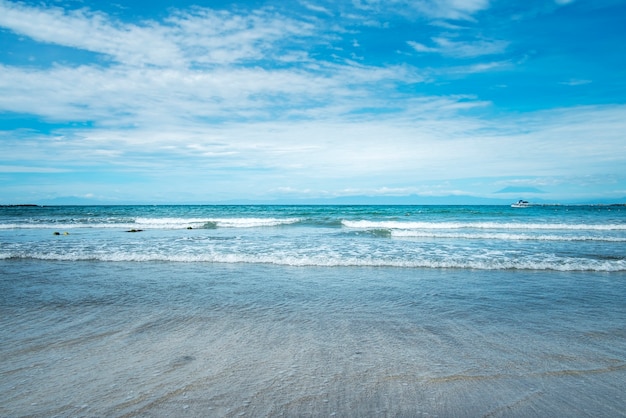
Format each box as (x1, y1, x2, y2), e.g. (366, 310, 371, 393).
(342, 220, 626, 231)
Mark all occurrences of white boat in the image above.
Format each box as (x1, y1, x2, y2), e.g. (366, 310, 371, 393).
(511, 200, 530, 208)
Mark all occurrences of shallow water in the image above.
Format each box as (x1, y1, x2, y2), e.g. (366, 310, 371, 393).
(1, 260, 625, 417)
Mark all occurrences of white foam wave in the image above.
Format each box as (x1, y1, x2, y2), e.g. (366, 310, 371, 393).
(342, 220, 626, 231)
(390, 230, 626, 242)
(133, 217, 209, 229)
(2, 251, 625, 272)
(203, 217, 301, 228)
(0, 217, 301, 230)
(0, 223, 139, 230)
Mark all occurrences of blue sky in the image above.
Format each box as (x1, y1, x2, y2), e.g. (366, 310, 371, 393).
(1, 0, 625, 204)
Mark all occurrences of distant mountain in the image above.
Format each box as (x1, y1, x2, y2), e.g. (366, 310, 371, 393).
(216, 195, 516, 205)
(35, 196, 130, 205)
(26, 194, 626, 206)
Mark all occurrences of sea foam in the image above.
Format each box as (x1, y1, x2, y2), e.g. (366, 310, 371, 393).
(342, 220, 626, 231)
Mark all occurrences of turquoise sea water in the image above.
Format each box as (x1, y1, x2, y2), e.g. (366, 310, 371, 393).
(1, 205, 625, 416)
(2, 204, 626, 270)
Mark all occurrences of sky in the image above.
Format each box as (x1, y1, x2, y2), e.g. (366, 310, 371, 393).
(0, 0, 625, 204)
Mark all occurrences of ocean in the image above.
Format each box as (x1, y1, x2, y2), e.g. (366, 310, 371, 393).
(1, 205, 625, 416)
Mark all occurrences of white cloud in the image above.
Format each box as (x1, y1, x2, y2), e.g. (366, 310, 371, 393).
(0, 59, 423, 129)
(0, 0, 182, 67)
(0, 0, 315, 68)
(408, 37, 508, 57)
(0, 1, 427, 131)
(351, 0, 490, 20)
(166, 8, 316, 66)
(407, 41, 438, 53)
(560, 79, 592, 86)
(300, 1, 334, 15)
(434, 37, 508, 57)
(16, 102, 625, 187)
(444, 60, 510, 75)
(415, 0, 491, 20)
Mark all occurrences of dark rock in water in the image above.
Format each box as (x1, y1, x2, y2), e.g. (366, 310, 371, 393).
(126, 229, 144, 233)
(187, 226, 193, 229)
(53, 232, 60, 235)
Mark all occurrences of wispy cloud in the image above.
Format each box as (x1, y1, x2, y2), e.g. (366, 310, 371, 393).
(300, 1, 334, 15)
(413, 0, 492, 20)
(560, 79, 592, 86)
(351, 0, 491, 20)
(0, 1, 426, 130)
(408, 37, 508, 58)
(0, 61, 424, 129)
(0, 0, 319, 68)
(0, 0, 181, 67)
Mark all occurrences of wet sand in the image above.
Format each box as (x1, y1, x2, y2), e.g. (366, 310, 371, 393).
(1, 261, 625, 417)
